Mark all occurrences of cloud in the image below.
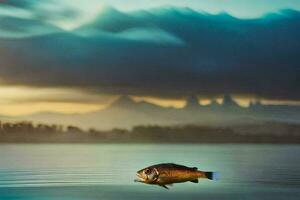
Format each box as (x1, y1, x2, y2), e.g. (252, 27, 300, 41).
(0, 15, 62, 38)
(116, 27, 185, 45)
(0, 7, 299, 100)
(0, 0, 34, 8)
(0, 0, 83, 30)
(0, 86, 115, 104)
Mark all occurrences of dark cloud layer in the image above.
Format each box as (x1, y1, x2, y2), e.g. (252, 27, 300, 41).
(0, 7, 299, 100)
(1, 0, 81, 24)
(0, 0, 33, 7)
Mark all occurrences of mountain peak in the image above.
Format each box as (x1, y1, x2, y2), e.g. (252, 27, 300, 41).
(249, 99, 263, 108)
(110, 95, 136, 107)
(184, 95, 200, 109)
(222, 94, 239, 107)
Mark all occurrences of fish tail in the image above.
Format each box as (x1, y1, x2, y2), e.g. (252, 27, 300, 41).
(204, 171, 219, 181)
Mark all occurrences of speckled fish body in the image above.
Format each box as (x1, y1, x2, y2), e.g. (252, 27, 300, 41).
(135, 163, 218, 189)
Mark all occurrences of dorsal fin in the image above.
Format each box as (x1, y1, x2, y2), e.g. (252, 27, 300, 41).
(192, 167, 198, 170)
(190, 179, 199, 183)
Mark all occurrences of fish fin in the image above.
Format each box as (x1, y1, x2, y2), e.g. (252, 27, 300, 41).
(159, 185, 169, 190)
(190, 179, 199, 183)
(192, 167, 198, 170)
(205, 172, 220, 181)
(154, 168, 160, 176)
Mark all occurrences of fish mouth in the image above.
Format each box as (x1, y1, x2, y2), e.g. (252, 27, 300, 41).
(134, 173, 145, 182)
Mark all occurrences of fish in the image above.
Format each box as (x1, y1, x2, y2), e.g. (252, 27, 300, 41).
(135, 163, 219, 189)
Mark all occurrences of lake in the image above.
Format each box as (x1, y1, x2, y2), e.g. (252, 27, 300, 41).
(0, 144, 299, 200)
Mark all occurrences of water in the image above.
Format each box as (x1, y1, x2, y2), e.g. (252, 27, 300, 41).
(0, 144, 299, 200)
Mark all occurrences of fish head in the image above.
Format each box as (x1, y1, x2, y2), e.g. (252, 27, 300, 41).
(135, 167, 159, 184)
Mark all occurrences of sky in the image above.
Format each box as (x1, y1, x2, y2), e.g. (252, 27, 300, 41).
(0, 0, 299, 115)
(2, 0, 300, 30)
(100, 0, 300, 17)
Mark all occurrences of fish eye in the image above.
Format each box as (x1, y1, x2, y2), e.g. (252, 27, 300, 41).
(144, 169, 150, 174)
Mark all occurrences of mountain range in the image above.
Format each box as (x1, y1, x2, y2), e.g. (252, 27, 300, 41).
(1, 95, 299, 130)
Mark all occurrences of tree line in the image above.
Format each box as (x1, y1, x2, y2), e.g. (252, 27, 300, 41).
(0, 121, 299, 143)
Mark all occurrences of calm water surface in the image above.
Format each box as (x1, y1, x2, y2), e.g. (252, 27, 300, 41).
(0, 144, 299, 200)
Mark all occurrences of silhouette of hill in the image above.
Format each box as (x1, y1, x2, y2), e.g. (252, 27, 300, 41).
(0, 94, 299, 130)
(184, 95, 200, 110)
(223, 94, 239, 108)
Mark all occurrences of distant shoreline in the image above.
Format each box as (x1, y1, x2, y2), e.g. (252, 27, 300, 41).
(0, 120, 299, 144)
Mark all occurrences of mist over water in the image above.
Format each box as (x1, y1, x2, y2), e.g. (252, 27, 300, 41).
(0, 144, 299, 200)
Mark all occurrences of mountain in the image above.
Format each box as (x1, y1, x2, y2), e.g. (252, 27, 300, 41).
(109, 95, 162, 112)
(1, 95, 299, 130)
(222, 94, 240, 108)
(184, 95, 200, 110)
